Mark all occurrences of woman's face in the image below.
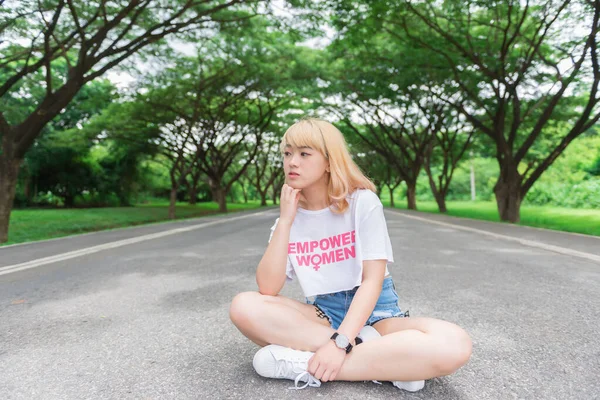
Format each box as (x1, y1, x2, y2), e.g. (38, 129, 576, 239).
(283, 143, 329, 189)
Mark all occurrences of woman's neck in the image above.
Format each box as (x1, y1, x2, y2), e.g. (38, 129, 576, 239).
(298, 183, 330, 210)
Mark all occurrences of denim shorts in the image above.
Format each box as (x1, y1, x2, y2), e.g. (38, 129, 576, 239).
(306, 276, 408, 330)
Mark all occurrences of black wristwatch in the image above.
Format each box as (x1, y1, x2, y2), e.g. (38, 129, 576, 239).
(330, 332, 353, 353)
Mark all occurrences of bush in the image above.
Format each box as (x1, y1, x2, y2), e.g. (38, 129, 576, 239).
(74, 191, 123, 208)
(12, 185, 29, 208)
(526, 178, 600, 208)
(32, 191, 63, 207)
(588, 155, 600, 177)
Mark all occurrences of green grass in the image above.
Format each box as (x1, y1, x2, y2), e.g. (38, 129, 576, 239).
(5, 196, 600, 247)
(3, 201, 266, 246)
(380, 198, 600, 237)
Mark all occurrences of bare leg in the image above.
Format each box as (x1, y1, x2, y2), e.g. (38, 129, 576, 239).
(229, 291, 335, 351)
(230, 292, 471, 381)
(335, 317, 472, 381)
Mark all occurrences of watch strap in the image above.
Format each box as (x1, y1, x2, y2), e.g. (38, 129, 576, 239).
(330, 332, 354, 353)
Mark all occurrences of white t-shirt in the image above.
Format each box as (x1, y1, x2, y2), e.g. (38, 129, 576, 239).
(267, 189, 394, 297)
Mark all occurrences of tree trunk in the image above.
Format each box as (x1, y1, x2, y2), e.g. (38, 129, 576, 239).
(494, 165, 522, 223)
(425, 169, 447, 213)
(375, 182, 382, 197)
(0, 153, 21, 243)
(212, 186, 227, 212)
(188, 183, 198, 205)
(117, 191, 130, 207)
(406, 182, 417, 210)
(259, 190, 267, 206)
(33, 179, 38, 203)
(387, 185, 395, 208)
(241, 182, 248, 203)
(168, 186, 177, 219)
(272, 183, 278, 205)
(64, 194, 75, 208)
(433, 191, 447, 213)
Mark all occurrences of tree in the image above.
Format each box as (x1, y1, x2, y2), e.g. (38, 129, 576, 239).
(17, 76, 116, 206)
(332, 96, 438, 210)
(350, 145, 399, 203)
(246, 132, 281, 206)
(95, 138, 157, 206)
(321, 13, 464, 211)
(422, 106, 474, 213)
(323, 0, 600, 222)
(138, 16, 322, 213)
(135, 36, 296, 213)
(33, 140, 96, 207)
(0, 0, 261, 242)
(400, 0, 600, 222)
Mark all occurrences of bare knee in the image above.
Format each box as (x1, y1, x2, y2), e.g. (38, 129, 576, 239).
(230, 291, 259, 327)
(229, 291, 279, 329)
(434, 326, 472, 376)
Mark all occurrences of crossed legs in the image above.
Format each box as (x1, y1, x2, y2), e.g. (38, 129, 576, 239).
(229, 291, 472, 382)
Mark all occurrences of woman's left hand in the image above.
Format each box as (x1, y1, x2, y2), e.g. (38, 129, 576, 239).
(307, 340, 347, 382)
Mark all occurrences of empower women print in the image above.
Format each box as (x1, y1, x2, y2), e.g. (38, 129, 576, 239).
(288, 230, 356, 271)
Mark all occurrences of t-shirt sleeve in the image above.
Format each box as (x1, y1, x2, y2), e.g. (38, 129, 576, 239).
(268, 218, 295, 281)
(358, 193, 394, 263)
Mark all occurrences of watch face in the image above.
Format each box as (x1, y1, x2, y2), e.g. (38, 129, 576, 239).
(335, 334, 350, 348)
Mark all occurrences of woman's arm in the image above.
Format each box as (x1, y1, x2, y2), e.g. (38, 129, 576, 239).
(306, 260, 387, 382)
(336, 259, 387, 342)
(256, 218, 293, 296)
(337, 260, 387, 341)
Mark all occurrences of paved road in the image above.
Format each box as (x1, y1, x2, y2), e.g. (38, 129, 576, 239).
(1, 207, 599, 400)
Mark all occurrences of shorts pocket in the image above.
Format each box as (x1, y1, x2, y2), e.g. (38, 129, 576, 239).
(376, 287, 399, 306)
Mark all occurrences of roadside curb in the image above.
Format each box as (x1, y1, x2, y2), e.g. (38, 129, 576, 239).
(388, 209, 600, 264)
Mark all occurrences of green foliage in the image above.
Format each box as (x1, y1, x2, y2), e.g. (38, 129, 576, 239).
(525, 136, 600, 208)
(89, 140, 152, 206)
(6, 0, 599, 229)
(323, 0, 598, 223)
(410, 135, 600, 208)
(4, 201, 263, 245)
(14, 78, 118, 207)
(589, 156, 600, 177)
(526, 179, 600, 209)
(444, 158, 499, 201)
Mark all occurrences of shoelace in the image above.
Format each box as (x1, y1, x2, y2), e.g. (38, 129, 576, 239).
(290, 371, 321, 390)
(272, 357, 320, 390)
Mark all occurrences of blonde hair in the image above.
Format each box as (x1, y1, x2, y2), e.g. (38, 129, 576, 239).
(279, 117, 376, 214)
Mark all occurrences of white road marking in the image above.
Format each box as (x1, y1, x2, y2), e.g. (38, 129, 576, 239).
(0, 210, 273, 276)
(388, 210, 600, 264)
(5, 207, 596, 276)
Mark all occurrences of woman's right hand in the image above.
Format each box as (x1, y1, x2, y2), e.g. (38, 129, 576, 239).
(279, 184, 301, 224)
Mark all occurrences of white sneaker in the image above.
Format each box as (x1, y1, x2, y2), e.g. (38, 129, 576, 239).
(358, 325, 425, 392)
(253, 344, 321, 390)
(392, 380, 425, 391)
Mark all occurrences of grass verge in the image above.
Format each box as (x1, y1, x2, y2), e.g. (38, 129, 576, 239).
(381, 199, 600, 237)
(3, 201, 264, 246)
(4, 197, 599, 247)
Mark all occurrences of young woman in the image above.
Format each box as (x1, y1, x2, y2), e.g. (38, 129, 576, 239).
(229, 118, 472, 391)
